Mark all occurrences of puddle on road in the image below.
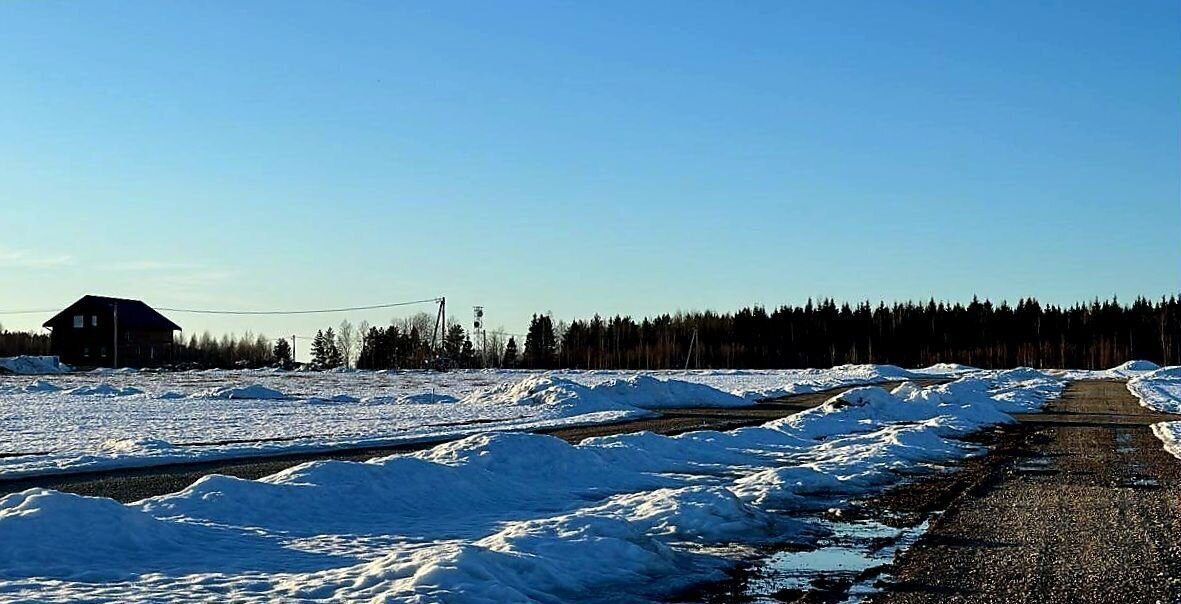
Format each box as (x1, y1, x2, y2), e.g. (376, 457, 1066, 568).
(1115, 430, 1136, 454)
(1117, 476, 1161, 489)
(1013, 456, 1057, 475)
(741, 519, 929, 603)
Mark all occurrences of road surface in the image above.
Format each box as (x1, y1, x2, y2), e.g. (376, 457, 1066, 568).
(874, 379, 1181, 603)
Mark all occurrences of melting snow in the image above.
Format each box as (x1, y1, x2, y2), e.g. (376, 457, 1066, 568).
(0, 371, 1064, 602)
(0, 365, 947, 478)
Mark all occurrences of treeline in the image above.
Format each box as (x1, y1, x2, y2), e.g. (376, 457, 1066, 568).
(0, 325, 51, 357)
(543, 296, 1181, 370)
(6, 296, 1178, 371)
(173, 331, 275, 368)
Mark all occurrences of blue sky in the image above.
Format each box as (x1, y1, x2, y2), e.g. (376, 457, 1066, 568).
(1, 0, 1178, 344)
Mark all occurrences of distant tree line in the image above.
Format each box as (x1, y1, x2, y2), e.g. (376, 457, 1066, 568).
(544, 296, 1181, 370)
(5, 296, 1178, 370)
(173, 331, 274, 368)
(0, 325, 51, 357)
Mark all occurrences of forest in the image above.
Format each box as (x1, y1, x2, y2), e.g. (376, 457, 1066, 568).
(549, 296, 1181, 370)
(2, 296, 1178, 370)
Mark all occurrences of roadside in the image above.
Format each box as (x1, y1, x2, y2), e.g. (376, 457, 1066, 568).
(690, 379, 1181, 603)
(0, 379, 940, 503)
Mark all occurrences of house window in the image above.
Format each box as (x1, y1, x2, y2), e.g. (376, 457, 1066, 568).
(82, 346, 90, 357)
(91, 315, 98, 327)
(100, 346, 107, 358)
(73, 315, 84, 329)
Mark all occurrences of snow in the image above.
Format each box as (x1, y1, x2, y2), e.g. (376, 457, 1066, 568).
(1128, 366, 1181, 413)
(0, 371, 1064, 602)
(195, 383, 288, 400)
(1054, 359, 1162, 380)
(0, 356, 69, 375)
(1122, 366, 1181, 463)
(0, 365, 962, 479)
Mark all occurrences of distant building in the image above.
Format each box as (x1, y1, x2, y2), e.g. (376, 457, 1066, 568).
(43, 295, 181, 368)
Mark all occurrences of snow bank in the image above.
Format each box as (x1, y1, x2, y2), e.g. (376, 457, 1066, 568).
(1151, 422, 1181, 462)
(1055, 360, 1162, 380)
(591, 375, 750, 408)
(0, 356, 69, 375)
(194, 384, 288, 400)
(1128, 366, 1181, 413)
(727, 364, 928, 401)
(455, 373, 747, 417)
(65, 384, 143, 397)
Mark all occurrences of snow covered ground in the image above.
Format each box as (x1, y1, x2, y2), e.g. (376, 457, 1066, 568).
(0, 355, 69, 375)
(0, 369, 1064, 603)
(1128, 366, 1181, 414)
(1052, 359, 1161, 381)
(1126, 365, 1181, 461)
(0, 364, 941, 479)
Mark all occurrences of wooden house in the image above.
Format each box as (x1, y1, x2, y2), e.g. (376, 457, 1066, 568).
(43, 295, 181, 368)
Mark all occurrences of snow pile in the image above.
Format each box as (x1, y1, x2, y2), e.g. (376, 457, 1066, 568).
(591, 375, 750, 409)
(23, 379, 61, 393)
(0, 373, 1065, 602)
(1113, 360, 1161, 375)
(725, 364, 927, 401)
(1055, 360, 1162, 380)
(458, 375, 654, 421)
(65, 384, 143, 397)
(1128, 366, 1181, 413)
(194, 384, 288, 400)
(912, 363, 979, 375)
(0, 356, 70, 375)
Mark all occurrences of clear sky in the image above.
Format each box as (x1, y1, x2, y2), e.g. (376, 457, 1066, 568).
(1, 1, 1178, 348)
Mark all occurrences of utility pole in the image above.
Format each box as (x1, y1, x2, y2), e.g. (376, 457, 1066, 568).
(684, 327, 698, 371)
(291, 334, 296, 365)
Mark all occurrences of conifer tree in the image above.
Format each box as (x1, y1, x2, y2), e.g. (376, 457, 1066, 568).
(310, 330, 328, 368)
(502, 336, 519, 368)
(272, 338, 293, 369)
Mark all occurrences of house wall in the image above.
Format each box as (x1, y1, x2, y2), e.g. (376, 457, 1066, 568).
(48, 303, 176, 368)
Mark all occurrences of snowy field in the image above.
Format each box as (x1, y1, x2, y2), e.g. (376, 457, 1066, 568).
(0, 369, 1064, 603)
(0, 364, 948, 479)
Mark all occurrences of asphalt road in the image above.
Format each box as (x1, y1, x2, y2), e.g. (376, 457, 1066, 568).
(0, 380, 937, 503)
(873, 379, 1181, 604)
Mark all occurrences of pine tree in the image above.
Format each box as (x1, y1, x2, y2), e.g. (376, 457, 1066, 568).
(503, 336, 519, 368)
(272, 338, 293, 369)
(523, 314, 557, 368)
(323, 327, 343, 368)
(443, 324, 466, 362)
(460, 336, 477, 368)
(311, 330, 328, 368)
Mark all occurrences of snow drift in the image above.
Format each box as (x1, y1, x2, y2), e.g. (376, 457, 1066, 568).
(1128, 366, 1181, 413)
(0, 356, 69, 375)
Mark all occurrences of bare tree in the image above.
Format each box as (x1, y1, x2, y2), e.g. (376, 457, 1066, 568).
(337, 320, 356, 368)
(485, 328, 506, 368)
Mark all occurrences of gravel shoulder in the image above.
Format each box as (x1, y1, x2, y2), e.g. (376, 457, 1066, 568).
(0, 380, 934, 503)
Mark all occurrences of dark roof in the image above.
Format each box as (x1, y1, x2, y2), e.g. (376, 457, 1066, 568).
(43, 295, 181, 331)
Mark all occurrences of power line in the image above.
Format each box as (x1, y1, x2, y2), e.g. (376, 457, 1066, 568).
(0, 308, 58, 316)
(155, 297, 443, 316)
